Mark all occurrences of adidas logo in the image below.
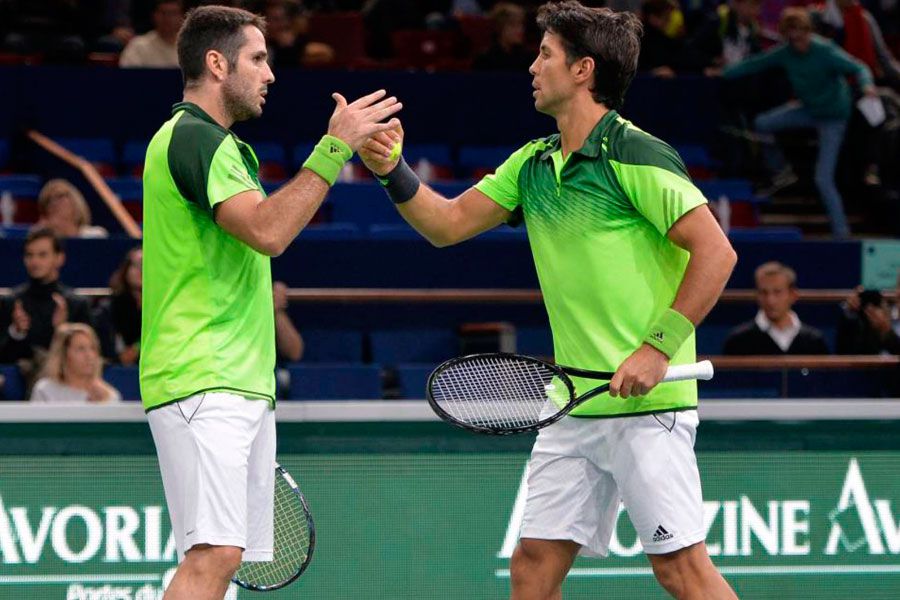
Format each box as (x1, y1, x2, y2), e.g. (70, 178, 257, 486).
(651, 331, 665, 342)
(329, 144, 342, 154)
(652, 525, 674, 542)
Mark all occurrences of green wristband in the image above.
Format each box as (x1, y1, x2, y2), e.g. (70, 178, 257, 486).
(302, 135, 353, 186)
(643, 308, 694, 358)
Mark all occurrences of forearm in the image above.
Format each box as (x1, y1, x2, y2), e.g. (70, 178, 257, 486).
(671, 242, 737, 326)
(274, 311, 303, 362)
(395, 184, 464, 247)
(247, 170, 331, 255)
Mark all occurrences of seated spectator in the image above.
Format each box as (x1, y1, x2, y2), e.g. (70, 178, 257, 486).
(472, 3, 534, 72)
(722, 7, 876, 239)
(812, 0, 900, 87)
(96, 247, 142, 365)
(638, 0, 690, 78)
(274, 281, 303, 362)
(119, 0, 183, 68)
(263, 0, 335, 68)
(0, 228, 93, 374)
(690, 0, 772, 71)
(30, 323, 121, 403)
(36, 179, 108, 239)
(723, 261, 830, 355)
(836, 273, 900, 355)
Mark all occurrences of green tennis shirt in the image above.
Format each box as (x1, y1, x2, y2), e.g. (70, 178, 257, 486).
(139, 102, 275, 411)
(475, 110, 707, 417)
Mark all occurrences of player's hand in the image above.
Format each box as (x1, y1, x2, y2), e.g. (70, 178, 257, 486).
(327, 90, 402, 151)
(609, 344, 669, 399)
(360, 123, 404, 176)
(51, 293, 68, 328)
(11, 300, 30, 336)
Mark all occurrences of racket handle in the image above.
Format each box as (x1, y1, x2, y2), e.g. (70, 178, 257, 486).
(663, 360, 714, 382)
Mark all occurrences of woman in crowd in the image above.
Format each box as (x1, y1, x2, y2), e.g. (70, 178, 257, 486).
(30, 323, 121, 403)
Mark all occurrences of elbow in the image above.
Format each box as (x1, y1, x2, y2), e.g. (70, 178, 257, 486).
(428, 234, 456, 248)
(256, 232, 288, 257)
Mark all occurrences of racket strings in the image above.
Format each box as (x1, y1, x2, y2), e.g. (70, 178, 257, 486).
(233, 472, 312, 589)
(431, 356, 559, 429)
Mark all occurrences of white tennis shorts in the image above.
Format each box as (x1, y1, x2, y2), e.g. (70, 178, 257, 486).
(147, 392, 276, 562)
(520, 409, 705, 557)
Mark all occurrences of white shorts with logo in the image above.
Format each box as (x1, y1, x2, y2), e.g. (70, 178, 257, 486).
(520, 409, 704, 557)
(147, 392, 276, 562)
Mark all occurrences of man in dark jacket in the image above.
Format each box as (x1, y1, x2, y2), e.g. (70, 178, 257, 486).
(0, 227, 93, 366)
(724, 261, 830, 354)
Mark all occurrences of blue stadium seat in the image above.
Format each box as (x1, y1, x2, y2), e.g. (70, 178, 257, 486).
(370, 329, 458, 364)
(696, 179, 757, 202)
(786, 370, 883, 398)
(695, 324, 733, 355)
(301, 329, 365, 362)
(675, 144, 714, 170)
(516, 327, 553, 357)
(104, 365, 141, 401)
(122, 140, 149, 174)
(728, 227, 802, 242)
(395, 363, 436, 399)
(56, 137, 116, 165)
(0, 174, 42, 198)
(0, 365, 25, 401)
(286, 363, 382, 400)
(328, 183, 405, 226)
(458, 145, 517, 177)
(403, 144, 451, 166)
(108, 177, 143, 202)
(699, 371, 781, 399)
(298, 223, 363, 240)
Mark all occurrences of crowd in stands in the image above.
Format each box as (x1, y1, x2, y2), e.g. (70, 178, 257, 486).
(2, 0, 900, 401)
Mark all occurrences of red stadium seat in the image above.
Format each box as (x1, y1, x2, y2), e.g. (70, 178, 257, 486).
(306, 12, 367, 68)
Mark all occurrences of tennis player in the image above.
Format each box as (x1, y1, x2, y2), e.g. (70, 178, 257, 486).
(139, 6, 401, 599)
(360, 2, 738, 598)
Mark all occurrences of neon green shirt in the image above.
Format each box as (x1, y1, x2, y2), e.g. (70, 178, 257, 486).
(475, 110, 707, 417)
(139, 102, 275, 411)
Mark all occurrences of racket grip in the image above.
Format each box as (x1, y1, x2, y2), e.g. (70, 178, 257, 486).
(663, 360, 714, 382)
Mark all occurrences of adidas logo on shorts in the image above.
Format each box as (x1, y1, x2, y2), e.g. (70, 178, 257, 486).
(652, 525, 674, 543)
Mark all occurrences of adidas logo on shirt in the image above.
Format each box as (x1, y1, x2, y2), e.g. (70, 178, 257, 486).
(652, 525, 674, 543)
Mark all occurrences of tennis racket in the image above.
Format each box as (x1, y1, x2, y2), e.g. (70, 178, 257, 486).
(232, 463, 315, 592)
(427, 353, 714, 435)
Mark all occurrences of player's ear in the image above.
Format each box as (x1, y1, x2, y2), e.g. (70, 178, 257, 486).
(572, 56, 595, 85)
(206, 49, 229, 82)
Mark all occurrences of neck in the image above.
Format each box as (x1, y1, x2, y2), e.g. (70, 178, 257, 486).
(768, 312, 794, 330)
(32, 275, 58, 286)
(555, 98, 609, 156)
(64, 373, 94, 390)
(160, 31, 178, 45)
(182, 89, 233, 129)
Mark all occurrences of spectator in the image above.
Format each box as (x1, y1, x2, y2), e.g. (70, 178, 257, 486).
(690, 0, 773, 71)
(472, 3, 534, 72)
(638, 0, 689, 78)
(263, 0, 334, 68)
(35, 179, 108, 239)
(96, 247, 142, 365)
(722, 7, 877, 239)
(812, 0, 900, 87)
(836, 274, 900, 355)
(273, 281, 303, 362)
(119, 0, 184, 68)
(0, 228, 93, 369)
(30, 323, 121, 403)
(723, 261, 830, 354)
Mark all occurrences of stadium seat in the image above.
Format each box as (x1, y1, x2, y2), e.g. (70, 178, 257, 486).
(122, 140, 148, 176)
(457, 15, 493, 57)
(300, 329, 365, 362)
(391, 30, 464, 71)
(55, 138, 116, 177)
(0, 174, 43, 223)
(370, 329, 458, 364)
(403, 144, 454, 182)
(698, 371, 781, 399)
(695, 324, 734, 355)
(787, 370, 883, 398)
(108, 177, 143, 201)
(286, 363, 382, 400)
(328, 183, 406, 226)
(727, 227, 803, 242)
(0, 365, 25, 401)
(395, 363, 437, 399)
(104, 365, 141, 401)
(306, 12, 367, 67)
(516, 327, 553, 358)
(675, 144, 716, 179)
(250, 142, 287, 182)
(458, 145, 517, 179)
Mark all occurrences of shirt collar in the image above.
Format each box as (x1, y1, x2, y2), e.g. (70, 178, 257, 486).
(539, 109, 618, 161)
(172, 102, 226, 130)
(754, 309, 800, 333)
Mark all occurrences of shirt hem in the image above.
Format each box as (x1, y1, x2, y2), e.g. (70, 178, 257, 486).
(144, 386, 275, 413)
(567, 405, 697, 419)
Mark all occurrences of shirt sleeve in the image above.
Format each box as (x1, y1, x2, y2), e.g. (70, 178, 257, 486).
(29, 379, 51, 403)
(474, 140, 546, 211)
(609, 134, 707, 236)
(722, 45, 784, 79)
(825, 40, 874, 89)
(206, 136, 260, 210)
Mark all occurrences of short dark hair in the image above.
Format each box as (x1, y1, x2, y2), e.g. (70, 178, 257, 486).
(537, 1, 643, 110)
(25, 226, 64, 254)
(177, 5, 266, 88)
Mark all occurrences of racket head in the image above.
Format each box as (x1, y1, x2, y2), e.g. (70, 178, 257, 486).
(232, 464, 316, 592)
(426, 352, 577, 435)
